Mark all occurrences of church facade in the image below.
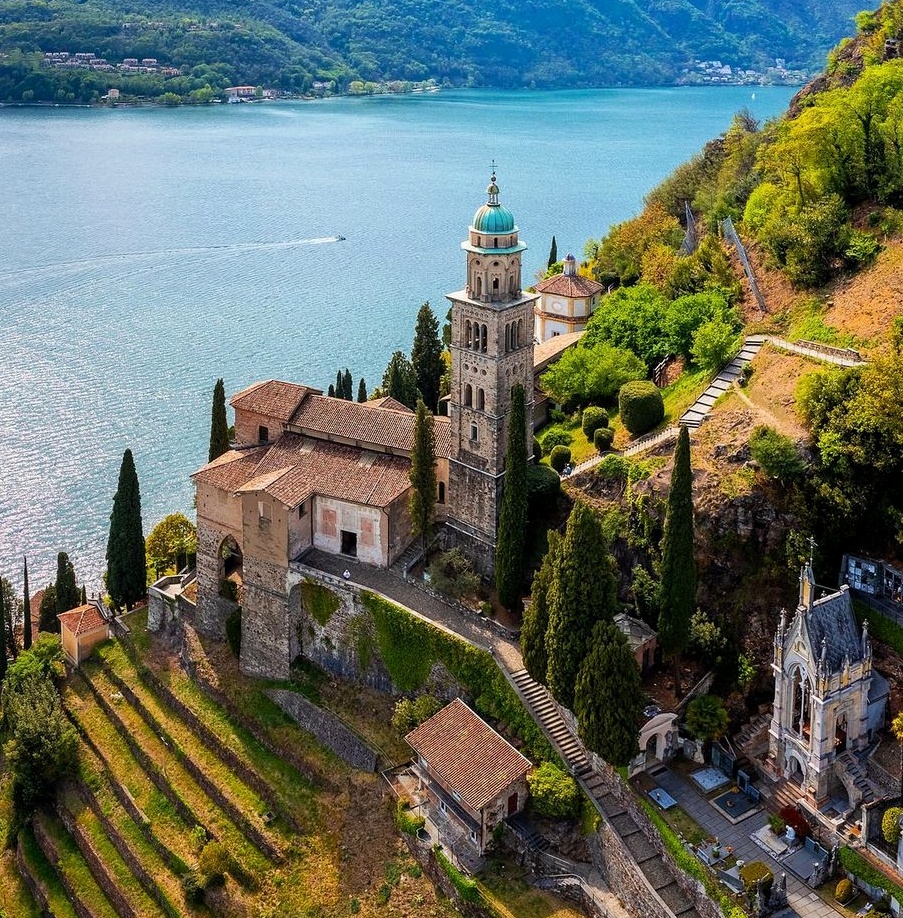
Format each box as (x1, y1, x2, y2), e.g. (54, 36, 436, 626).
(184, 175, 546, 676)
(765, 560, 888, 805)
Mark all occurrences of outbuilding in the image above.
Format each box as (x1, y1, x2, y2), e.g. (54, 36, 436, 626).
(58, 599, 110, 666)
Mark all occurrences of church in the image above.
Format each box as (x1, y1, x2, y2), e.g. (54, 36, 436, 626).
(188, 175, 555, 674)
(765, 558, 889, 808)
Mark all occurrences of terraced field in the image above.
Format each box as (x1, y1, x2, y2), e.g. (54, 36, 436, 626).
(2, 623, 455, 918)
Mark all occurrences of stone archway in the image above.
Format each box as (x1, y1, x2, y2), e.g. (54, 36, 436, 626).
(218, 535, 243, 599)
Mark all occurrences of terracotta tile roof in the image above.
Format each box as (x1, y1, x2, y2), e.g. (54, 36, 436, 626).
(230, 380, 314, 422)
(288, 395, 452, 458)
(406, 698, 531, 810)
(58, 601, 109, 637)
(246, 434, 412, 508)
(536, 273, 604, 298)
(533, 331, 584, 372)
(192, 448, 268, 491)
(369, 396, 414, 413)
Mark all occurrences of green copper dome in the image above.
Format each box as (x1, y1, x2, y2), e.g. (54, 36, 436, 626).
(471, 171, 516, 234)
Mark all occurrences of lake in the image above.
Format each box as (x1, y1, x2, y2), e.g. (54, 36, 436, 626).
(0, 86, 794, 592)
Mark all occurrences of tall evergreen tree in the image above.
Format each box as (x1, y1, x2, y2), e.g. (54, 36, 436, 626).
(658, 425, 696, 695)
(336, 370, 344, 399)
(521, 531, 563, 683)
(1, 578, 16, 665)
(548, 235, 558, 269)
(545, 501, 618, 710)
(574, 621, 644, 766)
(54, 553, 79, 615)
(357, 378, 368, 402)
(80, 585, 87, 605)
(106, 448, 146, 611)
(342, 368, 353, 400)
(409, 400, 437, 557)
(495, 384, 529, 609)
(22, 556, 31, 651)
(411, 302, 443, 413)
(0, 582, 6, 683)
(382, 351, 419, 410)
(328, 384, 335, 398)
(208, 378, 230, 462)
(38, 585, 58, 634)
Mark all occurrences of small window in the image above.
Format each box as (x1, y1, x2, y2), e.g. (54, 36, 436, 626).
(298, 502, 306, 518)
(481, 324, 487, 352)
(477, 388, 485, 411)
(258, 425, 269, 443)
(470, 830, 477, 843)
(439, 799, 447, 814)
(470, 424, 479, 442)
(464, 383, 473, 407)
(438, 481, 446, 504)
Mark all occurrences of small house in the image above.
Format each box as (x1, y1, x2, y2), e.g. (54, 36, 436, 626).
(58, 599, 110, 666)
(615, 612, 657, 673)
(406, 698, 531, 853)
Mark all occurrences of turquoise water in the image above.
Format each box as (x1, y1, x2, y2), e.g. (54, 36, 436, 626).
(0, 87, 793, 590)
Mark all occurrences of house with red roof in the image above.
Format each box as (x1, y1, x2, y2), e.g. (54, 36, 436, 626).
(58, 598, 110, 666)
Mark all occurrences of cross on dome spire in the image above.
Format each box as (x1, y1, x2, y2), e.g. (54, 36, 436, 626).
(487, 165, 500, 206)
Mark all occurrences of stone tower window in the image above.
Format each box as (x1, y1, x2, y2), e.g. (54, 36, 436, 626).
(464, 384, 472, 407)
(438, 481, 446, 504)
(465, 320, 472, 348)
(481, 324, 487, 352)
(470, 423, 479, 442)
(477, 388, 485, 411)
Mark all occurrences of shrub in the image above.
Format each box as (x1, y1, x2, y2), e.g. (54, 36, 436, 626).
(691, 317, 738, 370)
(749, 425, 805, 481)
(225, 608, 241, 658)
(435, 847, 480, 902)
(618, 381, 664, 436)
(199, 841, 232, 887)
(835, 879, 854, 903)
(549, 445, 571, 472)
(582, 406, 609, 438)
(779, 805, 811, 839)
(596, 454, 631, 481)
(181, 870, 205, 904)
(532, 437, 542, 462)
(839, 846, 903, 904)
(739, 861, 773, 897)
(882, 806, 903, 845)
(428, 549, 480, 599)
(526, 464, 561, 516)
(392, 695, 443, 734)
(594, 427, 615, 453)
(768, 814, 786, 835)
(527, 762, 581, 819)
(740, 364, 754, 387)
(540, 429, 571, 454)
(846, 229, 881, 266)
(395, 798, 426, 835)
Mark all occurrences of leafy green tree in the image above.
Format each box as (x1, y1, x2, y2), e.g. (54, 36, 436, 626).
(147, 513, 198, 577)
(357, 378, 368, 402)
(541, 341, 646, 407)
(521, 531, 563, 683)
(106, 448, 146, 611)
(527, 761, 580, 818)
(691, 317, 738, 370)
(208, 378, 230, 462)
(548, 235, 558, 269)
(409, 399, 437, 557)
(749, 425, 805, 481)
(574, 620, 644, 766)
(1, 669, 78, 817)
(658, 426, 696, 695)
(582, 284, 670, 368)
(22, 557, 31, 651)
(382, 351, 419, 410)
(37, 585, 58, 634)
(411, 303, 443, 413)
(685, 694, 729, 742)
(54, 553, 79, 615)
(495, 384, 528, 610)
(545, 501, 618, 710)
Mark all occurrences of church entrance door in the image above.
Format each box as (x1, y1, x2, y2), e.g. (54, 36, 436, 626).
(341, 531, 358, 558)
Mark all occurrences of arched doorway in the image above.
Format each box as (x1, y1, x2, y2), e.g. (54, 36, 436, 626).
(218, 535, 242, 599)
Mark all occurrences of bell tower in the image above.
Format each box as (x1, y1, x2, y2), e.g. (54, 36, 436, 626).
(446, 173, 538, 575)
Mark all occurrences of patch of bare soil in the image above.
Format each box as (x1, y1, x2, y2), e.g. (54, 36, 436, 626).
(739, 240, 803, 324)
(738, 345, 818, 439)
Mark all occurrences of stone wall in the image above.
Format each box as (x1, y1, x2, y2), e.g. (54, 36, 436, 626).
(241, 554, 292, 679)
(268, 688, 378, 771)
(589, 828, 674, 918)
(16, 838, 54, 918)
(194, 521, 237, 636)
(32, 813, 94, 918)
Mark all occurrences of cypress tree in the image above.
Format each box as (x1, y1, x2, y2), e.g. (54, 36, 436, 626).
(336, 370, 344, 399)
(106, 448, 146, 611)
(658, 424, 696, 696)
(382, 351, 419, 410)
(328, 384, 335, 398)
(38, 585, 58, 634)
(495, 384, 529, 609)
(54, 553, 79, 615)
(2, 578, 16, 662)
(548, 235, 558, 269)
(208, 378, 230, 462)
(0, 582, 6, 683)
(411, 302, 443, 413)
(80, 585, 87, 605)
(521, 530, 563, 683)
(409, 399, 437, 557)
(545, 501, 618, 710)
(357, 378, 368, 402)
(574, 621, 644, 766)
(342, 368, 353, 400)
(22, 556, 31, 651)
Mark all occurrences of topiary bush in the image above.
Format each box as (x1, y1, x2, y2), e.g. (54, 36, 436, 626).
(582, 406, 609, 438)
(527, 761, 581, 819)
(882, 806, 903, 845)
(540, 429, 571, 455)
(618, 381, 664, 436)
(549, 445, 571, 472)
(532, 436, 543, 463)
(526, 464, 561, 516)
(593, 427, 615, 453)
(835, 878, 854, 903)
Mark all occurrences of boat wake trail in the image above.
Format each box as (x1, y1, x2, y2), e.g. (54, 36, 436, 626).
(0, 236, 344, 281)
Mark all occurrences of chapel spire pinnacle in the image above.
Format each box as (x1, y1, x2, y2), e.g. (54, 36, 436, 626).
(487, 169, 500, 206)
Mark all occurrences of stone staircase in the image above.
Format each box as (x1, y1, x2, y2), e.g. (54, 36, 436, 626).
(508, 669, 701, 918)
(836, 751, 876, 807)
(507, 811, 550, 852)
(736, 712, 771, 753)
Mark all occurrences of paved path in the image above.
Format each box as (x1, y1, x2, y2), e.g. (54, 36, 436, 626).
(652, 767, 841, 918)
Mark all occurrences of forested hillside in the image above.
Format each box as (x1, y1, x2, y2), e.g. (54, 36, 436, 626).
(0, 0, 865, 102)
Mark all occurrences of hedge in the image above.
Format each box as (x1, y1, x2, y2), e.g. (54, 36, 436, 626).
(618, 380, 664, 436)
(594, 427, 615, 453)
(582, 406, 609, 438)
(435, 847, 480, 902)
(838, 845, 903, 904)
(360, 591, 552, 761)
